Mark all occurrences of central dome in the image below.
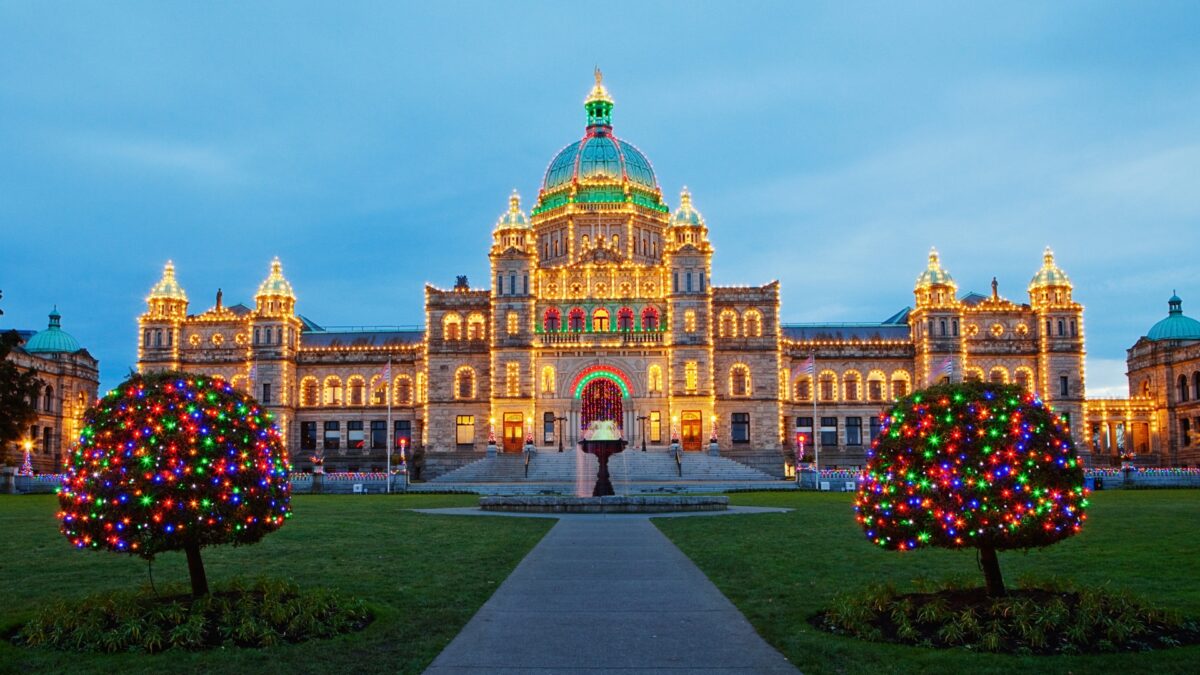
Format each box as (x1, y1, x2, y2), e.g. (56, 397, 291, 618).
(534, 70, 665, 215)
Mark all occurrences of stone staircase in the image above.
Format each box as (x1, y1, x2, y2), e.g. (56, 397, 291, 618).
(413, 449, 793, 494)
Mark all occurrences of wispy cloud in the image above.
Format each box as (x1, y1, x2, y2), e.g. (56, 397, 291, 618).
(1086, 357, 1129, 398)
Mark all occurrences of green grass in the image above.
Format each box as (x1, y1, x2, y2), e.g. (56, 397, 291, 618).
(0, 494, 552, 675)
(654, 490, 1200, 674)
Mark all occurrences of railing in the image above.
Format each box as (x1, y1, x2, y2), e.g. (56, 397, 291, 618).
(540, 331, 664, 346)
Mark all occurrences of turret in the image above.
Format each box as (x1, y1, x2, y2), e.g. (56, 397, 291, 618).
(911, 248, 962, 385)
(251, 257, 300, 410)
(139, 261, 188, 371)
(1028, 247, 1084, 418)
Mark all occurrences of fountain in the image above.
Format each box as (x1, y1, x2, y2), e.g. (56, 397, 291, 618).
(578, 420, 628, 497)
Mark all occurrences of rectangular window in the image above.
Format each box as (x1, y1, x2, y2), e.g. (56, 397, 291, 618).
(371, 420, 387, 449)
(685, 361, 699, 393)
(699, 271, 705, 292)
(846, 417, 862, 446)
(650, 411, 662, 442)
(523, 274, 528, 295)
(455, 415, 474, 446)
(301, 421, 317, 451)
(395, 420, 412, 448)
(323, 421, 340, 450)
(869, 416, 881, 442)
(820, 417, 838, 447)
(686, 271, 693, 292)
(1060, 376, 1069, 396)
(509, 274, 516, 296)
(1182, 419, 1192, 447)
(543, 412, 555, 444)
(795, 416, 813, 447)
(506, 362, 520, 396)
(497, 273, 503, 295)
(348, 421, 364, 449)
(731, 413, 750, 443)
(261, 382, 272, 404)
(673, 271, 679, 293)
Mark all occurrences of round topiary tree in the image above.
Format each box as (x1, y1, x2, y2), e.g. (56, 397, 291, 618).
(855, 381, 1088, 596)
(58, 371, 291, 596)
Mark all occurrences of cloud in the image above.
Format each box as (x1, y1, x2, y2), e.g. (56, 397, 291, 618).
(57, 133, 249, 186)
(1086, 357, 1129, 398)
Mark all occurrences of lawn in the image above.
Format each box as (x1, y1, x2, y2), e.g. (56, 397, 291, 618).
(0, 493, 552, 675)
(654, 490, 1200, 675)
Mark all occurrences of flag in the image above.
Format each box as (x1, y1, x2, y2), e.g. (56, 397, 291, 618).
(939, 356, 954, 378)
(248, 363, 257, 382)
(791, 354, 815, 381)
(374, 359, 392, 383)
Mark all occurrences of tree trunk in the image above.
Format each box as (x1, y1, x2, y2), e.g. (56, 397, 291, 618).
(979, 545, 1006, 597)
(184, 542, 209, 597)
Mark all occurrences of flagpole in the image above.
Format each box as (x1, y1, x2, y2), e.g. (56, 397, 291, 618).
(385, 354, 393, 494)
(812, 351, 819, 475)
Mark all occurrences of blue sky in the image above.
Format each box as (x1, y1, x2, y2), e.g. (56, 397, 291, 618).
(1, 1, 1198, 393)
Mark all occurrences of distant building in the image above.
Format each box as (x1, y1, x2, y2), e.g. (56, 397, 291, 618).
(1088, 294, 1200, 466)
(4, 309, 99, 472)
(135, 74, 1089, 475)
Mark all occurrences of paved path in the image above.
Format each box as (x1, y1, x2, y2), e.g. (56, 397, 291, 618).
(424, 512, 799, 674)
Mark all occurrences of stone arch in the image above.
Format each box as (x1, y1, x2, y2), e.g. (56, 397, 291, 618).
(322, 375, 343, 406)
(300, 376, 318, 406)
(454, 366, 476, 400)
(347, 375, 366, 406)
(442, 312, 462, 340)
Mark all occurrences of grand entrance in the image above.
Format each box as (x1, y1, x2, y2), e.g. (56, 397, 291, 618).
(580, 378, 624, 431)
(681, 410, 703, 451)
(502, 413, 524, 452)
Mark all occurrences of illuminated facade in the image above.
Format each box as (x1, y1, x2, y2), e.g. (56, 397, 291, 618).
(136, 74, 1090, 473)
(4, 309, 99, 472)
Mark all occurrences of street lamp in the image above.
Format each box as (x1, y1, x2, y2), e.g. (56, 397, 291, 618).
(637, 414, 649, 451)
(555, 415, 567, 452)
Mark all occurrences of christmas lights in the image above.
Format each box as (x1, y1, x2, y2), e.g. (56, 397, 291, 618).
(57, 371, 291, 595)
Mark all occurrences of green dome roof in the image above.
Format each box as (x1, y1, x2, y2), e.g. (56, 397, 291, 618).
(24, 308, 81, 354)
(147, 260, 187, 302)
(670, 187, 705, 227)
(494, 190, 529, 230)
(915, 247, 955, 289)
(1147, 294, 1200, 341)
(1029, 247, 1071, 290)
(256, 257, 295, 299)
(533, 71, 666, 215)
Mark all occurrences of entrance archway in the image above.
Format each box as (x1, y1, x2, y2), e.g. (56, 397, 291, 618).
(580, 378, 624, 430)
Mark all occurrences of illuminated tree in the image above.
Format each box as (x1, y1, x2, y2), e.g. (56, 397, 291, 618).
(58, 371, 291, 596)
(855, 382, 1087, 596)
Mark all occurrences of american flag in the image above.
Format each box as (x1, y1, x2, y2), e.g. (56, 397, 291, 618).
(374, 359, 392, 383)
(792, 354, 815, 380)
(939, 356, 954, 378)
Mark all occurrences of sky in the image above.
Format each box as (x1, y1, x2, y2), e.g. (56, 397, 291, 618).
(1, 1, 1198, 394)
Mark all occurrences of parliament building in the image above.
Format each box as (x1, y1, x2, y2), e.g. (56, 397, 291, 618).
(136, 74, 1092, 476)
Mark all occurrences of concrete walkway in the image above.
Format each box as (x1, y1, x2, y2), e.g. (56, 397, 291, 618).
(423, 512, 798, 674)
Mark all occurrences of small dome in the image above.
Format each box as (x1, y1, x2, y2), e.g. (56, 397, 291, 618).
(1147, 293, 1200, 341)
(915, 247, 955, 290)
(494, 190, 529, 230)
(24, 308, 81, 354)
(1029, 246, 1071, 290)
(256, 257, 295, 299)
(147, 260, 188, 302)
(670, 187, 705, 227)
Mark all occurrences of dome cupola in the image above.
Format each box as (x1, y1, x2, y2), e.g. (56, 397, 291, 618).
(1029, 246, 1071, 291)
(1147, 292, 1200, 341)
(147, 260, 188, 302)
(256, 257, 295, 300)
(24, 307, 82, 354)
(534, 70, 665, 215)
(494, 190, 529, 230)
(914, 247, 955, 291)
(670, 187, 705, 228)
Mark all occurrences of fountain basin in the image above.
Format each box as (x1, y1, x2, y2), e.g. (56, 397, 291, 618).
(479, 495, 728, 514)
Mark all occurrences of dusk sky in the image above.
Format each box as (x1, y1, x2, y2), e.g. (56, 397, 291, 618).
(2, 2, 1198, 393)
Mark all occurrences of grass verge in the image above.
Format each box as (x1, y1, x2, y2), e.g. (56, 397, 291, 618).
(0, 493, 551, 674)
(653, 490, 1200, 674)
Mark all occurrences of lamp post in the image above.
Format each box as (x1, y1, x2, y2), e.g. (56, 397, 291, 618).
(555, 415, 567, 452)
(637, 414, 649, 451)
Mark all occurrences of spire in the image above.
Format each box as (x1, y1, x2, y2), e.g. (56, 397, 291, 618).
(48, 307, 61, 330)
(584, 67, 613, 129)
(147, 260, 188, 302)
(256, 257, 295, 300)
(1169, 292, 1183, 315)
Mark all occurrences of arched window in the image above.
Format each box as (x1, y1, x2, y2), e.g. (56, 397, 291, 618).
(1179, 374, 1189, 403)
(568, 308, 585, 332)
(230, 375, 249, 393)
(719, 309, 738, 338)
(43, 386, 53, 412)
(867, 372, 885, 402)
(648, 365, 663, 393)
(794, 377, 811, 402)
(743, 309, 762, 338)
(989, 367, 1008, 384)
(347, 376, 365, 406)
(1057, 320, 1065, 336)
(1015, 368, 1033, 392)
(592, 308, 610, 332)
(964, 368, 984, 383)
(507, 311, 520, 336)
(1141, 379, 1151, 396)
(1194, 373, 1200, 403)
(467, 313, 486, 340)
(541, 366, 556, 395)
(728, 364, 750, 397)
(369, 375, 388, 405)
(939, 320, 947, 336)
(819, 371, 837, 402)
(544, 308, 561, 332)
(506, 362, 520, 396)
(581, 234, 590, 250)
(890, 370, 911, 399)
(323, 376, 343, 406)
(617, 307, 634, 331)
(443, 313, 462, 341)
(301, 377, 318, 406)
(641, 307, 659, 331)
(685, 361, 699, 393)
(843, 371, 861, 402)
(684, 310, 697, 333)
(455, 367, 475, 400)
(392, 375, 412, 405)
(416, 372, 426, 403)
